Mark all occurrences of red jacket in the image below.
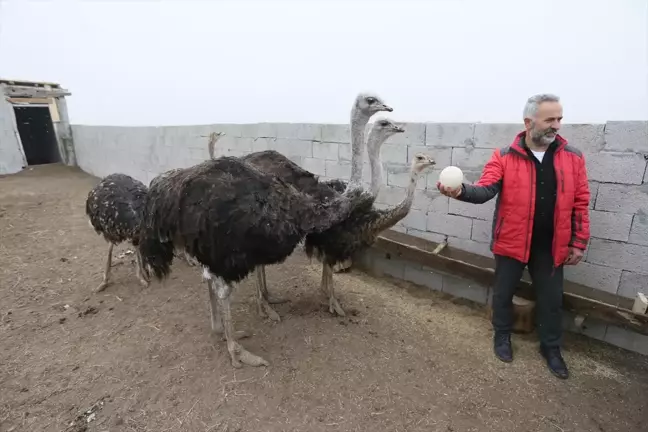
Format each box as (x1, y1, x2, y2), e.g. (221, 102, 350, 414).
(459, 131, 590, 268)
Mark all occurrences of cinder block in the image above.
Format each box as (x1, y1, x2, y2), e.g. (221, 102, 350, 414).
(325, 160, 351, 179)
(588, 181, 599, 209)
(604, 325, 648, 355)
(563, 261, 622, 294)
(406, 229, 447, 244)
(413, 190, 449, 213)
(425, 122, 475, 148)
(442, 274, 489, 304)
(585, 151, 646, 185)
(471, 219, 492, 243)
(271, 138, 313, 158)
(313, 142, 339, 161)
(594, 184, 648, 214)
(586, 238, 648, 273)
(472, 123, 524, 149)
(371, 252, 406, 279)
(451, 148, 495, 171)
(321, 123, 350, 143)
(301, 157, 326, 177)
(446, 237, 493, 258)
(426, 213, 473, 239)
(380, 144, 408, 165)
(404, 264, 444, 291)
(448, 197, 496, 221)
(387, 167, 427, 190)
(617, 270, 648, 299)
(603, 121, 648, 153)
(274, 123, 322, 141)
(376, 185, 406, 207)
(408, 147, 452, 168)
(629, 215, 648, 246)
(384, 122, 426, 146)
(561, 310, 608, 341)
(401, 209, 427, 231)
(559, 123, 605, 153)
(251, 137, 271, 152)
(589, 210, 633, 242)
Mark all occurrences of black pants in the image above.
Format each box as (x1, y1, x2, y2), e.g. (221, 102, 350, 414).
(491, 245, 564, 348)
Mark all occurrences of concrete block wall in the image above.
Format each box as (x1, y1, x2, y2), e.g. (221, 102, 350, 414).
(0, 87, 25, 175)
(71, 120, 648, 300)
(354, 245, 648, 355)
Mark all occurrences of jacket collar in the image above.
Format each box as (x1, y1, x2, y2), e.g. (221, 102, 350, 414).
(510, 130, 568, 156)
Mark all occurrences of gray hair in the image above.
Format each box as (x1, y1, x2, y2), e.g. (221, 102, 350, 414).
(523, 93, 560, 120)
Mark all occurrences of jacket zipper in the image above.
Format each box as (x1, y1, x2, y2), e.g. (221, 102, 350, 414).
(525, 161, 533, 263)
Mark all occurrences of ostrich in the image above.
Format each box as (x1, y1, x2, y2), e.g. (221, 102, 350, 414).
(238, 93, 396, 321)
(138, 156, 374, 368)
(245, 117, 406, 319)
(304, 152, 436, 316)
(85, 173, 150, 293)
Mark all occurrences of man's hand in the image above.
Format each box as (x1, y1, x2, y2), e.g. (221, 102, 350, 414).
(564, 247, 584, 265)
(436, 181, 462, 199)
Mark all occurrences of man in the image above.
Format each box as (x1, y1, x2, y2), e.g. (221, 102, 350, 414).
(437, 93, 590, 379)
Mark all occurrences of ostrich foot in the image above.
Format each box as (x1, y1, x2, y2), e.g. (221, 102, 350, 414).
(94, 280, 111, 293)
(329, 295, 346, 317)
(226, 340, 270, 369)
(213, 329, 251, 341)
(257, 296, 281, 322)
(134, 250, 150, 288)
(266, 295, 289, 305)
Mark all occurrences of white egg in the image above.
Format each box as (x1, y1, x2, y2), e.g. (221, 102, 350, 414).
(439, 166, 464, 189)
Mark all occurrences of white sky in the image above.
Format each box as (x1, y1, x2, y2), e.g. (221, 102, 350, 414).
(1, 0, 647, 126)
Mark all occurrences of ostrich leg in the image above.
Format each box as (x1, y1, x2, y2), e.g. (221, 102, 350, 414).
(321, 259, 346, 317)
(207, 279, 250, 340)
(94, 243, 114, 293)
(213, 277, 269, 368)
(134, 249, 150, 288)
(256, 265, 289, 304)
(255, 267, 281, 322)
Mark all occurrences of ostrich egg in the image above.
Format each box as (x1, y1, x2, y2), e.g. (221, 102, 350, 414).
(439, 166, 464, 189)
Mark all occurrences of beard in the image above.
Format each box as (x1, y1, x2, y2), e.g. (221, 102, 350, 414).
(530, 126, 557, 147)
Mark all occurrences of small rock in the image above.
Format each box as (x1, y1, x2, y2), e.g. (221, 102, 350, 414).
(59, 317, 66, 324)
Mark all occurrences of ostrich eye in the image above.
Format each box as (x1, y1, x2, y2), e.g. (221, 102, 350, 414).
(416, 156, 423, 161)
(379, 120, 389, 126)
(366, 97, 376, 104)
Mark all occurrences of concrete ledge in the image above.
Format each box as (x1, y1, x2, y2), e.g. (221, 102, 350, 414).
(354, 244, 648, 356)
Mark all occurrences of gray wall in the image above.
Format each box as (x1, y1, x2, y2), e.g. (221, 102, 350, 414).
(0, 88, 25, 175)
(71, 120, 648, 299)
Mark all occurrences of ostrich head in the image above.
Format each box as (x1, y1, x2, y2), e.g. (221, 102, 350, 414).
(367, 117, 405, 150)
(353, 92, 393, 118)
(411, 153, 436, 174)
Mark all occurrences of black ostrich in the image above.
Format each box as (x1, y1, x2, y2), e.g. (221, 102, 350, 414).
(85, 173, 150, 293)
(138, 156, 373, 368)
(235, 92, 395, 320)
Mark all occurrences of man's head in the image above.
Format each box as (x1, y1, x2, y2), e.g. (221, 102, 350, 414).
(523, 93, 563, 148)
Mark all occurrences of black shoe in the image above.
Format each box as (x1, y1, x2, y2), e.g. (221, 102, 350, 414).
(493, 332, 513, 362)
(540, 345, 569, 379)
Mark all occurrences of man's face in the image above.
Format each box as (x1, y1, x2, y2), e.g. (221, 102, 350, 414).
(526, 101, 563, 147)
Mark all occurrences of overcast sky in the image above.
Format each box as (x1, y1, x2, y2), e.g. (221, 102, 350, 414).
(0, 0, 647, 126)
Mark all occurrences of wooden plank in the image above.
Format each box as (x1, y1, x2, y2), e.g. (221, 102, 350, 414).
(7, 97, 51, 104)
(372, 234, 648, 336)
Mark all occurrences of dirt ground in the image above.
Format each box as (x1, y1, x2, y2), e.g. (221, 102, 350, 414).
(1, 164, 647, 432)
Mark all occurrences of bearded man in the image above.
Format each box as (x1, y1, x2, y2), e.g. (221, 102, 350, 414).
(437, 93, 590, 379)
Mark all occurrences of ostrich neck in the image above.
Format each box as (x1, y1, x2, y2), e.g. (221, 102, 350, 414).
(373, 168, 420, 232)
(347, 110, 370, 189)
(366, 139, 385, 198)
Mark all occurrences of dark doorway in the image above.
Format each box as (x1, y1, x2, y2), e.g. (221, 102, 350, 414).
(13, 105, 61, 166)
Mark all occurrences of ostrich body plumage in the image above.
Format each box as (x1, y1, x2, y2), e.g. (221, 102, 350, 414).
(138, 156, 371, 284)
(85, 173, 150, 292)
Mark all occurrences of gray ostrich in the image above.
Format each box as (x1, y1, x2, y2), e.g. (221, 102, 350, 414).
(85, 173, 150, 292)
(304, 150, 437, 316)
(138, 156, 374, 368)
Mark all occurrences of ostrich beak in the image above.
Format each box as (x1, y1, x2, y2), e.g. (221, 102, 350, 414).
(394, 125, 405, 133)
(382, 104, 394, 112)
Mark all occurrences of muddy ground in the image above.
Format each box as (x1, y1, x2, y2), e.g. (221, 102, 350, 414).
(0, 164, 647, 432)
